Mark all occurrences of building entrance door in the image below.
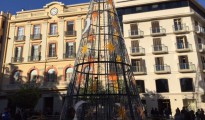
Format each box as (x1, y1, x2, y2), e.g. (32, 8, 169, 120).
(158, 99, 171, 116)
(44, 97, 53, 115)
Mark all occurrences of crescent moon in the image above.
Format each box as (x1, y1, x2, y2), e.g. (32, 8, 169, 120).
(82, 18, 91, 35)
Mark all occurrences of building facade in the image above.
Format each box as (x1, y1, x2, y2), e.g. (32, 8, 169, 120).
(1, 0, 205, 116)
(0, 11, 10, 112)
(0, 1, 89, 114)
(116, 0, 205, 116)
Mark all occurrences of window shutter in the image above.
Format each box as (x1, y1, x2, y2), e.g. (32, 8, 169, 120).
(73, 42, 76, 56)
(15, 47, 18, 58)
(31, 45, 34, 56)
(19, 47, 22, 58)
(49, 44, 52, 56)
(39, 45, 41, 56)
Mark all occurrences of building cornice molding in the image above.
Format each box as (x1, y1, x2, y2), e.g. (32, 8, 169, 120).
(43, 1, 65, 8)
(123, 12, 194, 23)
(9, 16, 51, 23)
(57, 11, 88, 17)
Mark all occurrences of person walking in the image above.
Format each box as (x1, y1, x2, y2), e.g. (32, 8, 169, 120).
(200, 108, 205, 120)
(196, 109, 201, 120)
(174, 108, 182, 120)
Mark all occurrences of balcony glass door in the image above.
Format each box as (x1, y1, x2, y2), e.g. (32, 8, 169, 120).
(174, 18, 182, 30)
(67, 21, 74, 35)
(151, 21, 160, 33)
(177, 36, 188, 49)
(153, 38, 162, 51)
(131, 40, 139, 53)
(14, 47, 22, 61)
(50, 23, 57, 35)
(155, 57, 164, 71)
(66, 42, 74, 57)
(130, 24, 138, 35)
(179, 56, 189, 69)
(31, 45, 40, 60)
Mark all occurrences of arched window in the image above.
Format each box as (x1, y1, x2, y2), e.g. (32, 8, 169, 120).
(180, 78, 193, 92)
(47, 69, 56, 82)
(30, 69, 38, 83)
(13, 70, 21, 83)
(65, 68, 73, 81)
(136, 80, 145, 93)
(156, 79, 169, 93)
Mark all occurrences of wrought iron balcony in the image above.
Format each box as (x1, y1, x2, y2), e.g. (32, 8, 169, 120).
(130, 47, 145, 56)
(63, 53, 76, 59)
(64, 31, 76, 36)
(173, 24, 189, 33)
(48, 32, 58, 36)
(132, 66, 146, 75)
(195, 26, 205, 35)
(152, 44, 168, 54)
(154, 64, 170, 74)
(178, 62, 195, 73)
(30, 34, 42, 40)
(28, 56, 41, 61)
(14, 35, 25, 41)
(150, 27, 166, 36)
(11, 57, 24, 63)
(40, 81, 69, 89)
(48, 54, 57, 58)
(198, 44, 205, 53)
(128, 29, 144, 38)
(175, 42, 192, 52)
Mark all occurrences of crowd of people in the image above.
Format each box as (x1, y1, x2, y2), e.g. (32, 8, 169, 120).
(174, 107, 205, 120)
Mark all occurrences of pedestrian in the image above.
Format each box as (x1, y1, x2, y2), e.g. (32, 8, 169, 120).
(196, 109, 201, 120)
(151, 108, 154, 117)
(1, 108, 11, 120)
(174, 108, 181, 120)
(200, 108, 205, 120)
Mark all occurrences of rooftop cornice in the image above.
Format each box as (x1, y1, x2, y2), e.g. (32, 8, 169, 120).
(43, 1, 65, 8)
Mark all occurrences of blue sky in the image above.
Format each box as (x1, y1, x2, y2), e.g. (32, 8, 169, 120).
(0, 0, 205, 14)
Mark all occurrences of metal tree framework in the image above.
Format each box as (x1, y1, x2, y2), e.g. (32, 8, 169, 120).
(60, 0, 144, 119)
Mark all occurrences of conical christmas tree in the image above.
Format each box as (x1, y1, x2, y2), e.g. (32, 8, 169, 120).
(60, 0, 144, 119)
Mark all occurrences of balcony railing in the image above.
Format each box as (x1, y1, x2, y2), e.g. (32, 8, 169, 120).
(178, 62, 195, 72)
(28, 56, 41, 61)
(150, 27, 166, 36)
(40, 81, 69, 88)
(195, 26, 205, 35)
(173, 24, 189, 33)
(154, 64, 170, 74)
(11, 57, 24, 63)
(63, 53, 76, 59)
(48, 54, 57, 58)
(132, 66, 146, 75)
(130, 47, 145, 56)
(48, 32, 58, 36)
(175, 42, 192, 52)
(152, 44, 168, 54)
(64, 31, 76, 36)
(30, 34, 42, 40)
(128, 30, 144, 38)
(14, 35, 25, 41)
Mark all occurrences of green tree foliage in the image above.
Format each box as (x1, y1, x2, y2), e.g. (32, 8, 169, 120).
(8, 83, 40, 109)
